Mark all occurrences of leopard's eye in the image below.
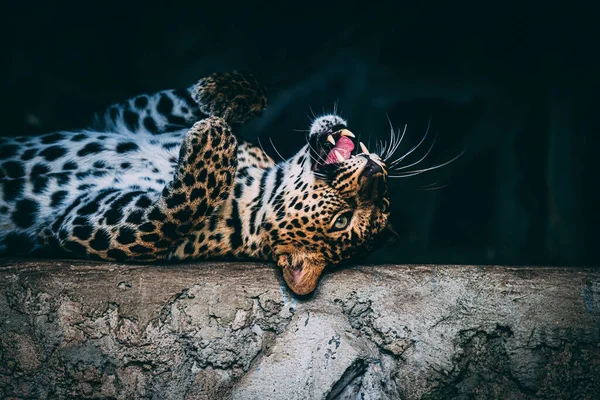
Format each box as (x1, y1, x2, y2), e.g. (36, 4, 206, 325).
(333, 213, 351, 230)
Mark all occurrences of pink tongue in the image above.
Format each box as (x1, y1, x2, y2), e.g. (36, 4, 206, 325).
(325, 136, 355, 164)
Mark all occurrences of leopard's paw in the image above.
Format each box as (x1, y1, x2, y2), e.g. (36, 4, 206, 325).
(191, 71, 267, 124)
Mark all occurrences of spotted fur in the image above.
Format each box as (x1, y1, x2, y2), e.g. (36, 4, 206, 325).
(0, 71, 389, 294)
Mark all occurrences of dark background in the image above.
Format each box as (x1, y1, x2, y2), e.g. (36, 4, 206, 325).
(1, 2, 598, 266)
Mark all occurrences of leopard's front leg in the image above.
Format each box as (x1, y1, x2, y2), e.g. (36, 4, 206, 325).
(50, 116, 237, 261)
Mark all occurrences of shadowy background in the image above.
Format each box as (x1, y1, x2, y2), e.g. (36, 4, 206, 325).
(1, 1, 598, 266)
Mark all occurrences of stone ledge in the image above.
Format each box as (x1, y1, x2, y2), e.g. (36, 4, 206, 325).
(0, 259, 599, 399)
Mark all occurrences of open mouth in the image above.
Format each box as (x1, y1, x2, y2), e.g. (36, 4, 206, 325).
(311, 125, 372, 171)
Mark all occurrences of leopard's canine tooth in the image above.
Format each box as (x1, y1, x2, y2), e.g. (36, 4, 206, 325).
(327, 135, 336, 145)
(334, 150, 345, 163)
(359, 142, 369, 155)
(340, 129, 355, 138)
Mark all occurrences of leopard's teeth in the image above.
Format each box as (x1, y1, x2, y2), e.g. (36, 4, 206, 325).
(359, 142, 370, 155)
(334, 150, 345, 163)
(340, 129, 355, 138)
(327, 135, 336, 145)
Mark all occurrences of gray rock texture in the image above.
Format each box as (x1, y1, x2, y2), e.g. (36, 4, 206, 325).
(0, 260, 599, 399)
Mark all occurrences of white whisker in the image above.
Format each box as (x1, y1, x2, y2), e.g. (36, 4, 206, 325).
(388, 171, 426, 178)
(391, 134, 438, 172)
(308, 106, 317, 121)
(381, 114, 395, 160)
(416, 184, 449, 191)
(420, 181, 441, 188)
(268, 137, 291, 165)
(383, 124, 407, 162)
(380, 139, 390, 159)
(305, 135, 327, 165)
(389, 150, 465, 177)
(389, 120, 431, 167)
(257, 137, 287, 171)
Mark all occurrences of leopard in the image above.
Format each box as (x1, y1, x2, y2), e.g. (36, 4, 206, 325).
(0, 71, 390, 295)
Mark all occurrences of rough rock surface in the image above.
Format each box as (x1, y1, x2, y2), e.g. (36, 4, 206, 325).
(0, 260, 599, 399)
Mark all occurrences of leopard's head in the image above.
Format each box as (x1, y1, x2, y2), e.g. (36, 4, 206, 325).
(264, 115, 390, 295)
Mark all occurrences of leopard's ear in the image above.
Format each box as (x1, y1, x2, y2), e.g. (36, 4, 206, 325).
(377, 223, 401, 248)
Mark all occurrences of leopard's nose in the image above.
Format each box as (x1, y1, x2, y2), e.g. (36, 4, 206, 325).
(362, 157, 384, 177)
